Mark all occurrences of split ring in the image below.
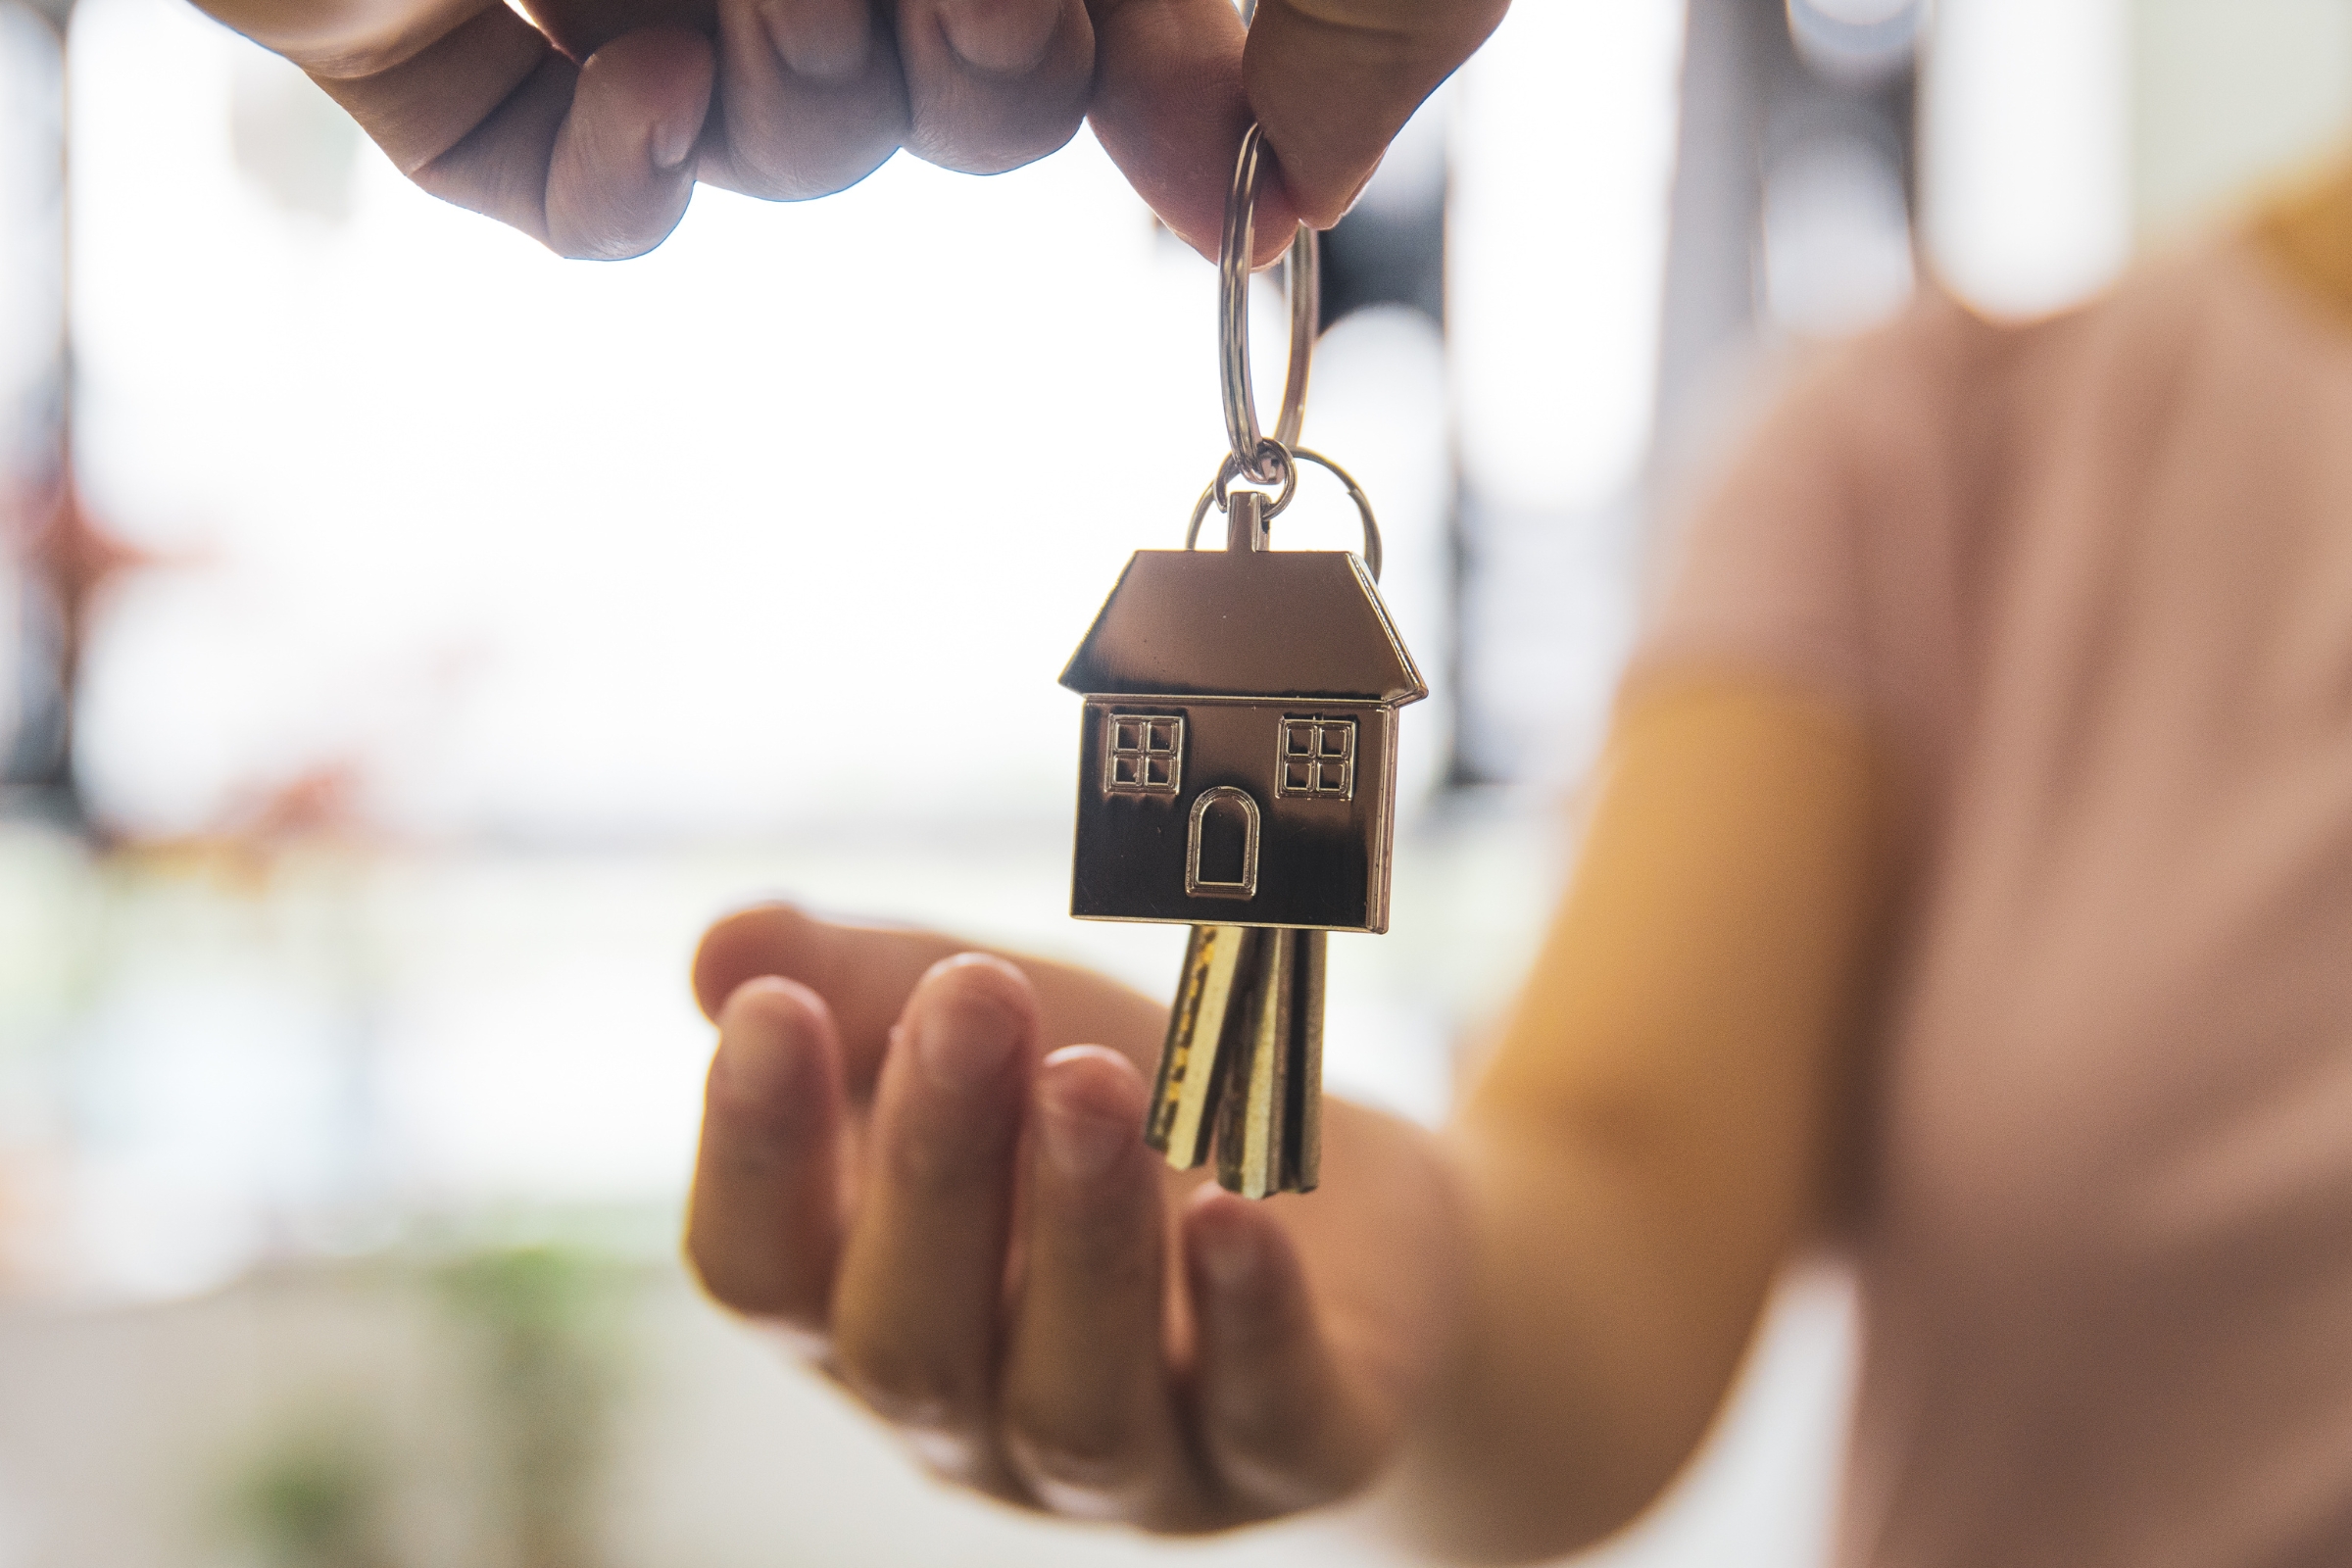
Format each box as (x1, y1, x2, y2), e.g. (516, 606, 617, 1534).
(1221, 122, 1318, 483)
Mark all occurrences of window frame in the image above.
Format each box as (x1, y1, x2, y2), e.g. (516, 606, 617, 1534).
(1275, 715, 1357, 802)
(1103, 711, 1185, 797)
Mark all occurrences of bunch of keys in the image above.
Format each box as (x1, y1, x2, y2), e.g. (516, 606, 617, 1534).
(1058, 125, 1426, 1198)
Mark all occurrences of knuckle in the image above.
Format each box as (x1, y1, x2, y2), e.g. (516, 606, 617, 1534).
(903, 58, 1088, 176)
(831, 1333, 980, 1435)
(999, 1404, 1149, 1501)
(682, 1248, 825, 1331)
(876, 1124, 977, 1192)
(875, 1107, 1013, 1192)
(1208, 1414, 1293, 1479)
(895, 1424, 994, 1489)
(744, 1315, 836, 1365)
(1207, 1412, 1378, 1515)
(1205, 1410, 1321, 1495)
(714, 123, 904, 202)
(1213, 1448, 1345, 1517)
(552, 225, 665, 262)
(907, 110, 1082, 176)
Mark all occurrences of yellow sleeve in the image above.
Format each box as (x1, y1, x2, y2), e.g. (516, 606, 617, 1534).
(1426, 672, 1881, 1556)
(1471, 671, 1879, 1178)
(2255, 161, 2352, 330)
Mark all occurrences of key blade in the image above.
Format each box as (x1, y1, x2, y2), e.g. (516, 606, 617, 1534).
(1147, 924, 1248, 1168)
(1245, 930, 1294, 1199)
(1210, 929, 1265, 1193)
(1283, 928, 1326, 1194)
(1215, 928, 1292, 1200)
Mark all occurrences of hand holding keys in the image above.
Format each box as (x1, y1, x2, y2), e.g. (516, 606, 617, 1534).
(682, 905, 1463, 1532)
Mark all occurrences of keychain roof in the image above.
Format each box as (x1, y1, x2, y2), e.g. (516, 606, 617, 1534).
(1058, 551, 1422, 704)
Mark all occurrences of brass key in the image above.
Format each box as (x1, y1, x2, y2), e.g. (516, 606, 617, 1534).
(1144, 925, 1325, 1196)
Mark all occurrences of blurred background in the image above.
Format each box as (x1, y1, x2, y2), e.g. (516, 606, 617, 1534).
(0, 0, 2348, 1562)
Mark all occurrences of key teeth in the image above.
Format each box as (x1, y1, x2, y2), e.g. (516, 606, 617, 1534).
(1210, 927, 1273, 1198)
(1147, 925, 1328, 1199)
(1147, 924, 1246, 1170)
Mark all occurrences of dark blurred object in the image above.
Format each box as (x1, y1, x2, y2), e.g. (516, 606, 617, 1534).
(0, 0, 87, 829)
(5, 464, 146, 827)
(1320, 103, 1446, 330)
(1655, 0, 1918, 459)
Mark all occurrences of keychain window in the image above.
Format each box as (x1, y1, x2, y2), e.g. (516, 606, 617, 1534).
(1106, 715, 1185, 795)
(1277, 717, 1356, 800)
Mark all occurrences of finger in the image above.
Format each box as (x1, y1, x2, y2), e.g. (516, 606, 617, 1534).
(307, 4, 552, 180)
(695, 905, 944, 1033)
(547, 27, 714, 256)
(1245, 0, 1508, 228)
(690, 905, 1168, 1085)
(521, 0, 716, 60)
(685, 978, 850, 1333)
(829, 956, 1039, 1483)
(894, 0, 1095, 173)
(1083, 0, 1274, 263)
(999, 1047, 1195, 1523)
(312, 8, 711, 258)
(222, 0, 503, 80)
(1184, 1188, 1392, 1514)
(700, 0, 909, 200)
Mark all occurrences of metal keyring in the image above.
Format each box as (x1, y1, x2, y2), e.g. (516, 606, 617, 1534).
(1185, 445, 1385, 581)
(1222, 122, 1318, 483)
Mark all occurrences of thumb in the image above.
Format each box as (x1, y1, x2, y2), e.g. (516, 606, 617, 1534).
(1083, 0, 1263, 260)
(1245, 0, 1509, 229)
(1084, 0, 1506, 261)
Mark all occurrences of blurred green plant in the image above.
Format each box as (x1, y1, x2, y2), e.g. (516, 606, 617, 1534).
(437, 1245, 634, 1568)
(224, 1418, 393, 1568)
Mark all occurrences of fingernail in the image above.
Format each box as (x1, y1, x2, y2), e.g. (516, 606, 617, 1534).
(762, 0, 872, 80)
(936, 0, 1059, 75)
(710, 982, 812, 1110)
(653, 105, 702, 171)
(1040, 1067, 1129, 1182)
(912, 964, 1023, 1090)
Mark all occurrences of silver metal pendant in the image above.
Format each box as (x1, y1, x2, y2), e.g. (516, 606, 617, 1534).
(1059, 490, 1425, 934)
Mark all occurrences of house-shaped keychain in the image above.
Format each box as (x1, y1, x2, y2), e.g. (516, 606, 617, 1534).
(1059, 494, 1426, 932)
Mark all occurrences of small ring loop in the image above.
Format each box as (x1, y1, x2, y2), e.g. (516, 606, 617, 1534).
(1291, 448, 1383, 580)
(1186, 446, 1298, 548)
(1221, 124, 1318, 483)
(1183, 444, 1384, 580)
(1216, 440, 1296, 514)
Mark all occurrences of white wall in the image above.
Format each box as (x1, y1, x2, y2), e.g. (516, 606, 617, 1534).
(2133, 0, 2352, 237)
